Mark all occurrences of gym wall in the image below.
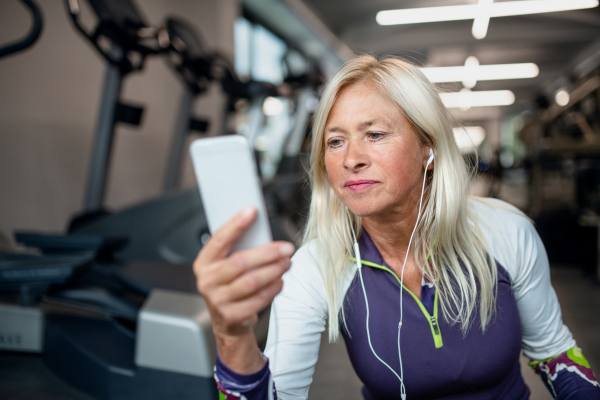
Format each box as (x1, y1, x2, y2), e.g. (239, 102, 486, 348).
(0, 0, 238, 244)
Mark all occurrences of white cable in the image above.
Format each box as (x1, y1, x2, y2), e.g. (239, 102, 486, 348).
(347, 208, 403, 383)
(347, 151, 432, 400)
(397, 159, 430, 400)
(358, 267, 402, 381)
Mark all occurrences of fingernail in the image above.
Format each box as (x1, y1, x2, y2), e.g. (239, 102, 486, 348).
(241, 206, 254, 218)
(280, 243, 295, 256)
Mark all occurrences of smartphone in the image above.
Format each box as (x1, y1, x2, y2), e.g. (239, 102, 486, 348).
(190, 135, 272, 253)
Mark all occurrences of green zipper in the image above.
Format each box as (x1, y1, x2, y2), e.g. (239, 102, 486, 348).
(352, 258, 444, 349)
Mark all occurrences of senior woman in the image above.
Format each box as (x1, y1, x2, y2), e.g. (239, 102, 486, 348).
(194, 55, 599, 399)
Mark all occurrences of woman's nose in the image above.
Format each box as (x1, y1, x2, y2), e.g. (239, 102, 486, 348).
(343, 140, 369, 171)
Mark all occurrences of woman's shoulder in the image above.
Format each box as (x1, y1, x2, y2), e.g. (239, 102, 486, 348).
(290, 239, 328, 274)
(467, 196, 538, 242)
(283, 240, 330, 298)
(290, 239, 356, 280)
(467, 197, 542, 281)
(468, 196, 531, 228)
(286, 239, 357, 309)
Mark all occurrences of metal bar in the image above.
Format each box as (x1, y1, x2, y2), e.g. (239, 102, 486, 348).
(283, 88, 312, 157)
(163, 88, 195, 194)
(84, 64, 122, 212)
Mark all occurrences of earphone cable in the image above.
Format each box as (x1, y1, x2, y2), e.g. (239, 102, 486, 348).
(347, 151, 433, 400)
(347, 208, 403, 383)
(398, 158, 431, 400)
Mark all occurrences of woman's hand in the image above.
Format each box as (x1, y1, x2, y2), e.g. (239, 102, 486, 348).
(193, 206, 295, 373)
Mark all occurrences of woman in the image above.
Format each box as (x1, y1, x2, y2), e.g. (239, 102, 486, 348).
(194, 55, 599, 399)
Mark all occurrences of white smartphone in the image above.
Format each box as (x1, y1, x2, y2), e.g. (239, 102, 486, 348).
(190, 135, 272, 253)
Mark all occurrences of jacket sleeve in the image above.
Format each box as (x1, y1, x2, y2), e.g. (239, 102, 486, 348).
(471, 198, 599, 399)
(529, 347, 600, 399)
(214, 355, 277, 400)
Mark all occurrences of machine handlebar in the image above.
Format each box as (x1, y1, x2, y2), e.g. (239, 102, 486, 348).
(64, 0, 162, 74)
(0, 0, 43, 59)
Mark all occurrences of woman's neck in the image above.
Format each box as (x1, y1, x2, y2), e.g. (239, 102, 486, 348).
(362, 208, 424, 297)
(360, 177, 425, 267)
(362, 209, 417, 267)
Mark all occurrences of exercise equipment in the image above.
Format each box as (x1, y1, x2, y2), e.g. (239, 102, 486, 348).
(65, 5, 300, 264)
(1, 1, 219, 398)
(0, 0, 43, 59)
(2, 1, 320, 397)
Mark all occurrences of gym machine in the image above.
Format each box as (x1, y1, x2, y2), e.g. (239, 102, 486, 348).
(2, 1, 321, 398)
(60, 0, 291, 263)
(1, 1, 216, 398)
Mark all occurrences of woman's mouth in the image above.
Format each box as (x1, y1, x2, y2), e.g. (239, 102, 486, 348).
(345, 180, 379, 193)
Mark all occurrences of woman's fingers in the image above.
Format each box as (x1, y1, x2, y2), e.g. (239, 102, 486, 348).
(200, 241, 294, 288)
(196, 206, 257, 264)
(210, 259, 291, 305)
(191, 207, 295, 337)
(218, 279, 284, 325)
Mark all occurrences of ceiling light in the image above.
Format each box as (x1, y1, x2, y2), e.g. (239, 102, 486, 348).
(453, 126, 486, 152)
(422, 63, 539, 83)
(462, 56, 480, 89)
(376, 0, 598, 26)
(472, 0, 494, 39)
(555, 90, 570, 106)
(440, 90, 515, 108)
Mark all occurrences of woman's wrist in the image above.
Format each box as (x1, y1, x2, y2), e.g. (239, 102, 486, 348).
(216, 330, 265, 374)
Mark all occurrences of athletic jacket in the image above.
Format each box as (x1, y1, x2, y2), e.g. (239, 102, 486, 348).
(214, 198, 600, 399)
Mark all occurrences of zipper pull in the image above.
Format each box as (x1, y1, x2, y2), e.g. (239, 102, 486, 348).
(430, 316, 440, 335)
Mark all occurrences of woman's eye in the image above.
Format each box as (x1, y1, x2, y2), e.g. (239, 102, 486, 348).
(368, 132, 384, 140)
(328, 139, 342, 148)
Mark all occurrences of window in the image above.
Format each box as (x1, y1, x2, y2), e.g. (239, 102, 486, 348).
(234, 17, 310, 180)
(234, 17, 287, 85)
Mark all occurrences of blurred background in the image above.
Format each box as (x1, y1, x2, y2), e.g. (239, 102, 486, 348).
(1, 0, 599, 399)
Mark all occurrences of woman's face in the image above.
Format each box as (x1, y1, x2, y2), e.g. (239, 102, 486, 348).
(324, 80, 430, 218)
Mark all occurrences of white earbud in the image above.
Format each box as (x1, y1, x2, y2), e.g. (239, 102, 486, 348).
(427, 148, 434, 166)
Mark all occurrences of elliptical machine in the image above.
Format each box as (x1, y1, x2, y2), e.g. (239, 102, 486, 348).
(64, 0, 162, 228)
(59, 0, 291, 264)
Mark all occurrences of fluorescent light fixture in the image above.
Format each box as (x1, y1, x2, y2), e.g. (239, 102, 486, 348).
(462, 56, 480, 89)
(472, 0, 494, 39)
(422, 63, 539, 83)
(453, 126, 486, 152)
(440, 90, 515, 108)
(263, 97, 284, 115)
(555, 89, 570, 106)
(376, 0, 599, 25)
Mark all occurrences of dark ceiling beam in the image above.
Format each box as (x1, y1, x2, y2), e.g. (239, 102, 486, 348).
(535, 10, 600, 27)
(347, 22, 600, 56)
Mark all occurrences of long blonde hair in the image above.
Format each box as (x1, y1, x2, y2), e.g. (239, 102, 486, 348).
(302, 54, 497, 342)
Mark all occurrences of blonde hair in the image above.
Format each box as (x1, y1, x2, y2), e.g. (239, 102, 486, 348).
(302, 54, 497, 342)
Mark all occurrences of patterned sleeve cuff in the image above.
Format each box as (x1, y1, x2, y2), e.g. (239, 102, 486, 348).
(214, 355, 277, 400)
(529, 347, 600, 399)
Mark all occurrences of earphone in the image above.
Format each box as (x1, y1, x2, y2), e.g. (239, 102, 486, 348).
(347, 147, 434, 400)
